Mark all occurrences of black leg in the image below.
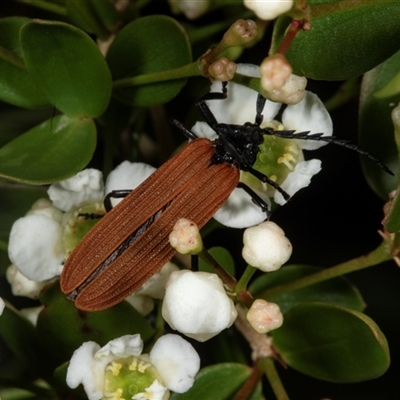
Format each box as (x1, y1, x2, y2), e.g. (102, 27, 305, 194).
(255, 94, 266, 126)
(237, 182, 271, 218)
(170, 119, 198, 140)
(104, 189, 132, 212)
(196, 82, 228, 129)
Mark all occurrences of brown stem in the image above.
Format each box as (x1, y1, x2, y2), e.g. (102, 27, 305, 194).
(276, 19, 304, 55)
(232, 364, 263, 400)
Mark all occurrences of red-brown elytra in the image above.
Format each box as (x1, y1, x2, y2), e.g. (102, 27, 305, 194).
(60, 83, 392, 311)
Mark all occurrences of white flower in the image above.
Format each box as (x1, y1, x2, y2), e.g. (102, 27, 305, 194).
(67, 334, 199, 399)
(126, 262, 179, 315)
(7, 163, 158, 295)
(6, 264, 46, 298)
(192, 63, 332, 228)
(169, 0, 211, 19)
(20, 306, 43, 325)
(246, 299, 283, 333)
(0, 297, 4, 315)
(162, 270, 237, 342)
(242, 221, 292, 271)
(244, 0, 294, 20)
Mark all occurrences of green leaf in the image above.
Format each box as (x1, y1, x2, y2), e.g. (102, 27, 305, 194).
(273, 303, 390, 382)
(272, 1, 400, 80)
(20, 19, 112, 117)
(36, 281, 155, 365)
(0, 302, 47, 372)
(107, 15, 192, 107)
(359, 49, 400, 200)
(0, 17, 50, 108)
(170, 363, 264, 400)
(199, 246, 235, 276)
(249, 265, 365, 313)
(66, 0, 116, 39)
(0, 114, 96, 184)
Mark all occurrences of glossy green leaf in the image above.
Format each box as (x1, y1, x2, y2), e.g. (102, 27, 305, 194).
(199, 246, 235, 276)
(0, 114, 96, 184)
(249, 265, 365, 313)
(20, 20, 112, 117)
(0, 17, 50, 108)
(170, 363, 264, 400)
(359, 49, 400, 200)
(66, 0, 116, 39)
(272, 1, 400, 80)
(0, 302, 46, 370)
(107, 15, 192, 106)
(36, 281, 154, 365)
(273, 303, 390, 382)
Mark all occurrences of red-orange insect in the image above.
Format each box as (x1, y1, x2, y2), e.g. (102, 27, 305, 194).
(61, 84, 391, 311)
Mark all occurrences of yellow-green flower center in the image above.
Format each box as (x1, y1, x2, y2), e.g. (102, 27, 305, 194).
(103, 356, 163, 400)
(241, 134, 301, 196)
(63, 202, 105, 257)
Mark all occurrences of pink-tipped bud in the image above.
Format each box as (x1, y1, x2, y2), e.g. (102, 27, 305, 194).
(247, 299, 283, 334)
(260, 54, 292, 92)
(223, 19, 258, 47)
(169, 218, 203, 255)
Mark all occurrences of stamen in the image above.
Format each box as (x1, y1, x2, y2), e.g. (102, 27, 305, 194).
(138, 360, 150, 373)
(269, 175, 277, 182)
(104, 388, 124, 400)
(277, 157, 294, 171)
(285, 145, 299, 155)
(106, 362, 122, 376)
(129, 358, 138, 371)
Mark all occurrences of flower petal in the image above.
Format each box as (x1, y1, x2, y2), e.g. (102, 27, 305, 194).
(6, 264, 46, 298)
(8, 215, 64, 281)
(150, 334, 200, 393)
(191, 64, 281, 137)
(0, 298, 4, 316)
(48, 169, 104, 212)
(67, 341, 105, 400)
(95, 334, 143, 359)
(213, 187, 270, 228)
(282, 91, 333, 150)
(274, 159, 322, 205)
(105, 161, 156, 207)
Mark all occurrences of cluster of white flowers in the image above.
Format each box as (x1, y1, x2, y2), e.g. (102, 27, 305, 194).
(5, 62, 333, 399)
(67, 334, 200, 400)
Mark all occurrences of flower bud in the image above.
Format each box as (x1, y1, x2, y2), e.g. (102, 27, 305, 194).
(162, 270, 237, 341)
(268, 74, 307, 105)
(242, 221, 292, 272)
(260, 54, 292, 93)
(208, 58, 237, 81)
(168, 0, 211, 20)
(223, 19, 258, 47)
(246, 299, 283, 333)
(169, 218, 203, 255)
(244, 0, 293, 20)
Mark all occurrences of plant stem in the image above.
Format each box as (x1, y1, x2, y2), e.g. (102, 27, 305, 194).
(232, 364, 263, 400)
(198, 248, 237, 290)
(16, 0, 67, 16)
(235, 265, 257, 293)
(112, 62, 201, 89)
(261, 240, 392, 299)
(0, 45, 25, 69)
(259, 357, 290, 400)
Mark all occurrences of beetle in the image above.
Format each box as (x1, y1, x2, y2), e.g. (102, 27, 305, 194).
(60, 83, 392, 311)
